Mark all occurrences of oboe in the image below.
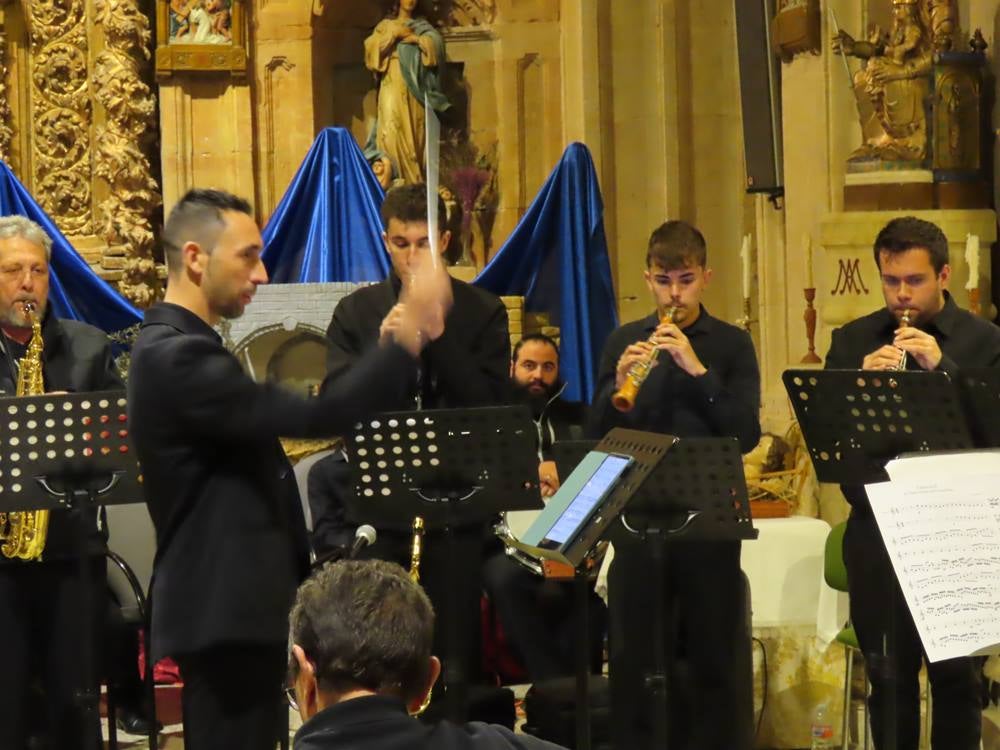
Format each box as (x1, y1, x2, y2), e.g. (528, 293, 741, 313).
(611, 306, 678, 412)
(895, 308, 911, 371)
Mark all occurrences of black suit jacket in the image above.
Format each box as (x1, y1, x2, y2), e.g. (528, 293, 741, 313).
(294, 695, 567, 750)
(324, 275, 510, 409)
(128, 303, 416, 659)
(0, 313, 123, 560)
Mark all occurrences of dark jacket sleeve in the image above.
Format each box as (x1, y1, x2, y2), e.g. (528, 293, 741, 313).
(586, 329, 625, 439)
(424, 298, 510, 406)
(162, 335, 416, 441)
(323, 296, 367, 389)
(92, 341, 124, 391)
(824, 326, 858, 370)
(694, 330, 761, 453)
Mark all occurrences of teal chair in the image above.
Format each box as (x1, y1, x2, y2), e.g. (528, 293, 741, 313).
(824, 522, 869, 750)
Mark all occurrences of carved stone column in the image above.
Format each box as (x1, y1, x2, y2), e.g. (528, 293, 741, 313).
(93, 0, 162, 307)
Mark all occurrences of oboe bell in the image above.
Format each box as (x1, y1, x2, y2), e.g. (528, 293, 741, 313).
(611, 305, 678, 413)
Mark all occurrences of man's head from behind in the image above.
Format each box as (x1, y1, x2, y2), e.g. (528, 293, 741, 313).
(644, 220, 711, 327)
(872, 216, 950, 325)
(288, 559, 439, 721)
(511, 333, 560, 400)
(381, 184, 453, 279)
(0, 216, 52, 328)
(162, 189, 265, 324)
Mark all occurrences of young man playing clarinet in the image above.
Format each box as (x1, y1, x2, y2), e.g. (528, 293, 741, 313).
(589, 220, 760, 750)
(825, 216, 1000, 750)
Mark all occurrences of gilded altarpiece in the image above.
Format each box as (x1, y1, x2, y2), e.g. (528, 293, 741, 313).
(0, 0, 161, 306)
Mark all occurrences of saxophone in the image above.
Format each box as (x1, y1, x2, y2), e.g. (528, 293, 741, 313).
(408, 516, 425, 583)
(0, 302, 49, 560)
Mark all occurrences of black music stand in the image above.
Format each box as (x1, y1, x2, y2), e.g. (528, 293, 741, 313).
(611, 435, 757, 750)
(954, 368, 1000, 447)
(783, 369, 974, 750)
(343, 406, 542, 722)
(543, 429, 677, 750)
(0, 390, 143, 750)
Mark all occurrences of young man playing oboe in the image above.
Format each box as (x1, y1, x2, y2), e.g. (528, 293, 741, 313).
(589, 220, 760, 750)
(825, 216, 1000, 750)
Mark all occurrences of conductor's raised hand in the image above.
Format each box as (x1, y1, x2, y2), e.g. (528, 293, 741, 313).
(394, 253, 453, 355)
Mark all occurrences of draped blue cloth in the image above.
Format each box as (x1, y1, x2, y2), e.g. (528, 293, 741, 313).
(261, 131, 617, 403)
(0, 161, 141, 335)
(262, 128, 391, 283)
(475, 143, 618, 403)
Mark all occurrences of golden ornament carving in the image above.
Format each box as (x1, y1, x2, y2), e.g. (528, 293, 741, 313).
(29, 0, 93, 236)
(0, 32, 13, 165)
(94, 0, 162, 307)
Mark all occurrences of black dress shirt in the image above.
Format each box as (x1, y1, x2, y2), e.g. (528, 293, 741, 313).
(824, 291, 1000, 514)
(128, 303, 416, 659)
(324, 274, 510, 410)
(589, 307, 761, 451)
(293, 695, 567, 750)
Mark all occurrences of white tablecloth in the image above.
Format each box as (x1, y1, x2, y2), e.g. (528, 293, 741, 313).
(596, 517, 848, 641)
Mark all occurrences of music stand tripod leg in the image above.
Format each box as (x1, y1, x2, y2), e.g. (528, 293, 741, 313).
(70, 488, 100, 750)
(646, 531, 671, 750)
(574, 568, 592, 750)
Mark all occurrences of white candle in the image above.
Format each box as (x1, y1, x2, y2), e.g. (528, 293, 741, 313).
(740, 234, 751, 300)
(965, 233, 979, 291)
(804, 232, 814, 289)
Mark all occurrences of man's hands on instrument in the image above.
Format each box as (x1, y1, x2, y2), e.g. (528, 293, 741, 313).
(652, 321, 707, 377)
(391, 254, 453, 357)
(892, 326, 942, 370)
(538, 460, 560, 499)
(861, 328, 942, 371)
(614, 341, 655, 390)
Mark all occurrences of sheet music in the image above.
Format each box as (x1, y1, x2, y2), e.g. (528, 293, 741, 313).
(885, 451, 1000, 482)
(866, 475, 1000, 662)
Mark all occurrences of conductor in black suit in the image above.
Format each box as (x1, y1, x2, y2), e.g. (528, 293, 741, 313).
(128, 189, 453, 750)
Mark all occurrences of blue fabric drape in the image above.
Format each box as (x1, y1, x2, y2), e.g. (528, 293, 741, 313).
(475, 143, 618, 403)
(262, 128, 391, 283)
(0, 161, 141, 335)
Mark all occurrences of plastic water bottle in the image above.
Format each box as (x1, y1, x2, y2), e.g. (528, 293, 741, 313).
(810, 703, 834, 749)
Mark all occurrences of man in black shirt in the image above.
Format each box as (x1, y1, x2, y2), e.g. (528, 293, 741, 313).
(289, 559, 567, 750)
(313, 184, 510, 715)
(483, 333, 603, 682)
(129, 189, 451, 750)
(0, 215, 123, 749)
(825, 216, 1000, 750)
(590, 220, 760, 750)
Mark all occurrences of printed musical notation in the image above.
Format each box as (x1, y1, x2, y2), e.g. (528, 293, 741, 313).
(866, 466, 1000, 663)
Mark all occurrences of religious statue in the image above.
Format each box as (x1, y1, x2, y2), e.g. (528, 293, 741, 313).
(364, 0, 451, 185)
(831, 0, 950, 163)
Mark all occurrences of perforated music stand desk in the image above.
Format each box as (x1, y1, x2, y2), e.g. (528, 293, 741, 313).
(783, 369, 973, 484)
(0, 390, 141, 750)
(343, 405, 543, 722)
(547, 432, 753, 750)
(954, 368, 1000, 448)
(784, 369, 973, 750)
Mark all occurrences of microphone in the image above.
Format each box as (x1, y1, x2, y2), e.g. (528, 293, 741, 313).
(349, 524, 377, 559)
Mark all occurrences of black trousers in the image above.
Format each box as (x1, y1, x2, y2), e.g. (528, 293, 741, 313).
(482, 550, 606, 681)
(176, 643, 287, 750)
(607, 536, 753, 750)
(0, 557, 106, 750)
(844, 515, 982, 750)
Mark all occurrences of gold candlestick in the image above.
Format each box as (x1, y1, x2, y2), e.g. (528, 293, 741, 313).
(801, 288, 821, 364)
(969, 286, 981, 317)
(736, 297, 753, 333)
